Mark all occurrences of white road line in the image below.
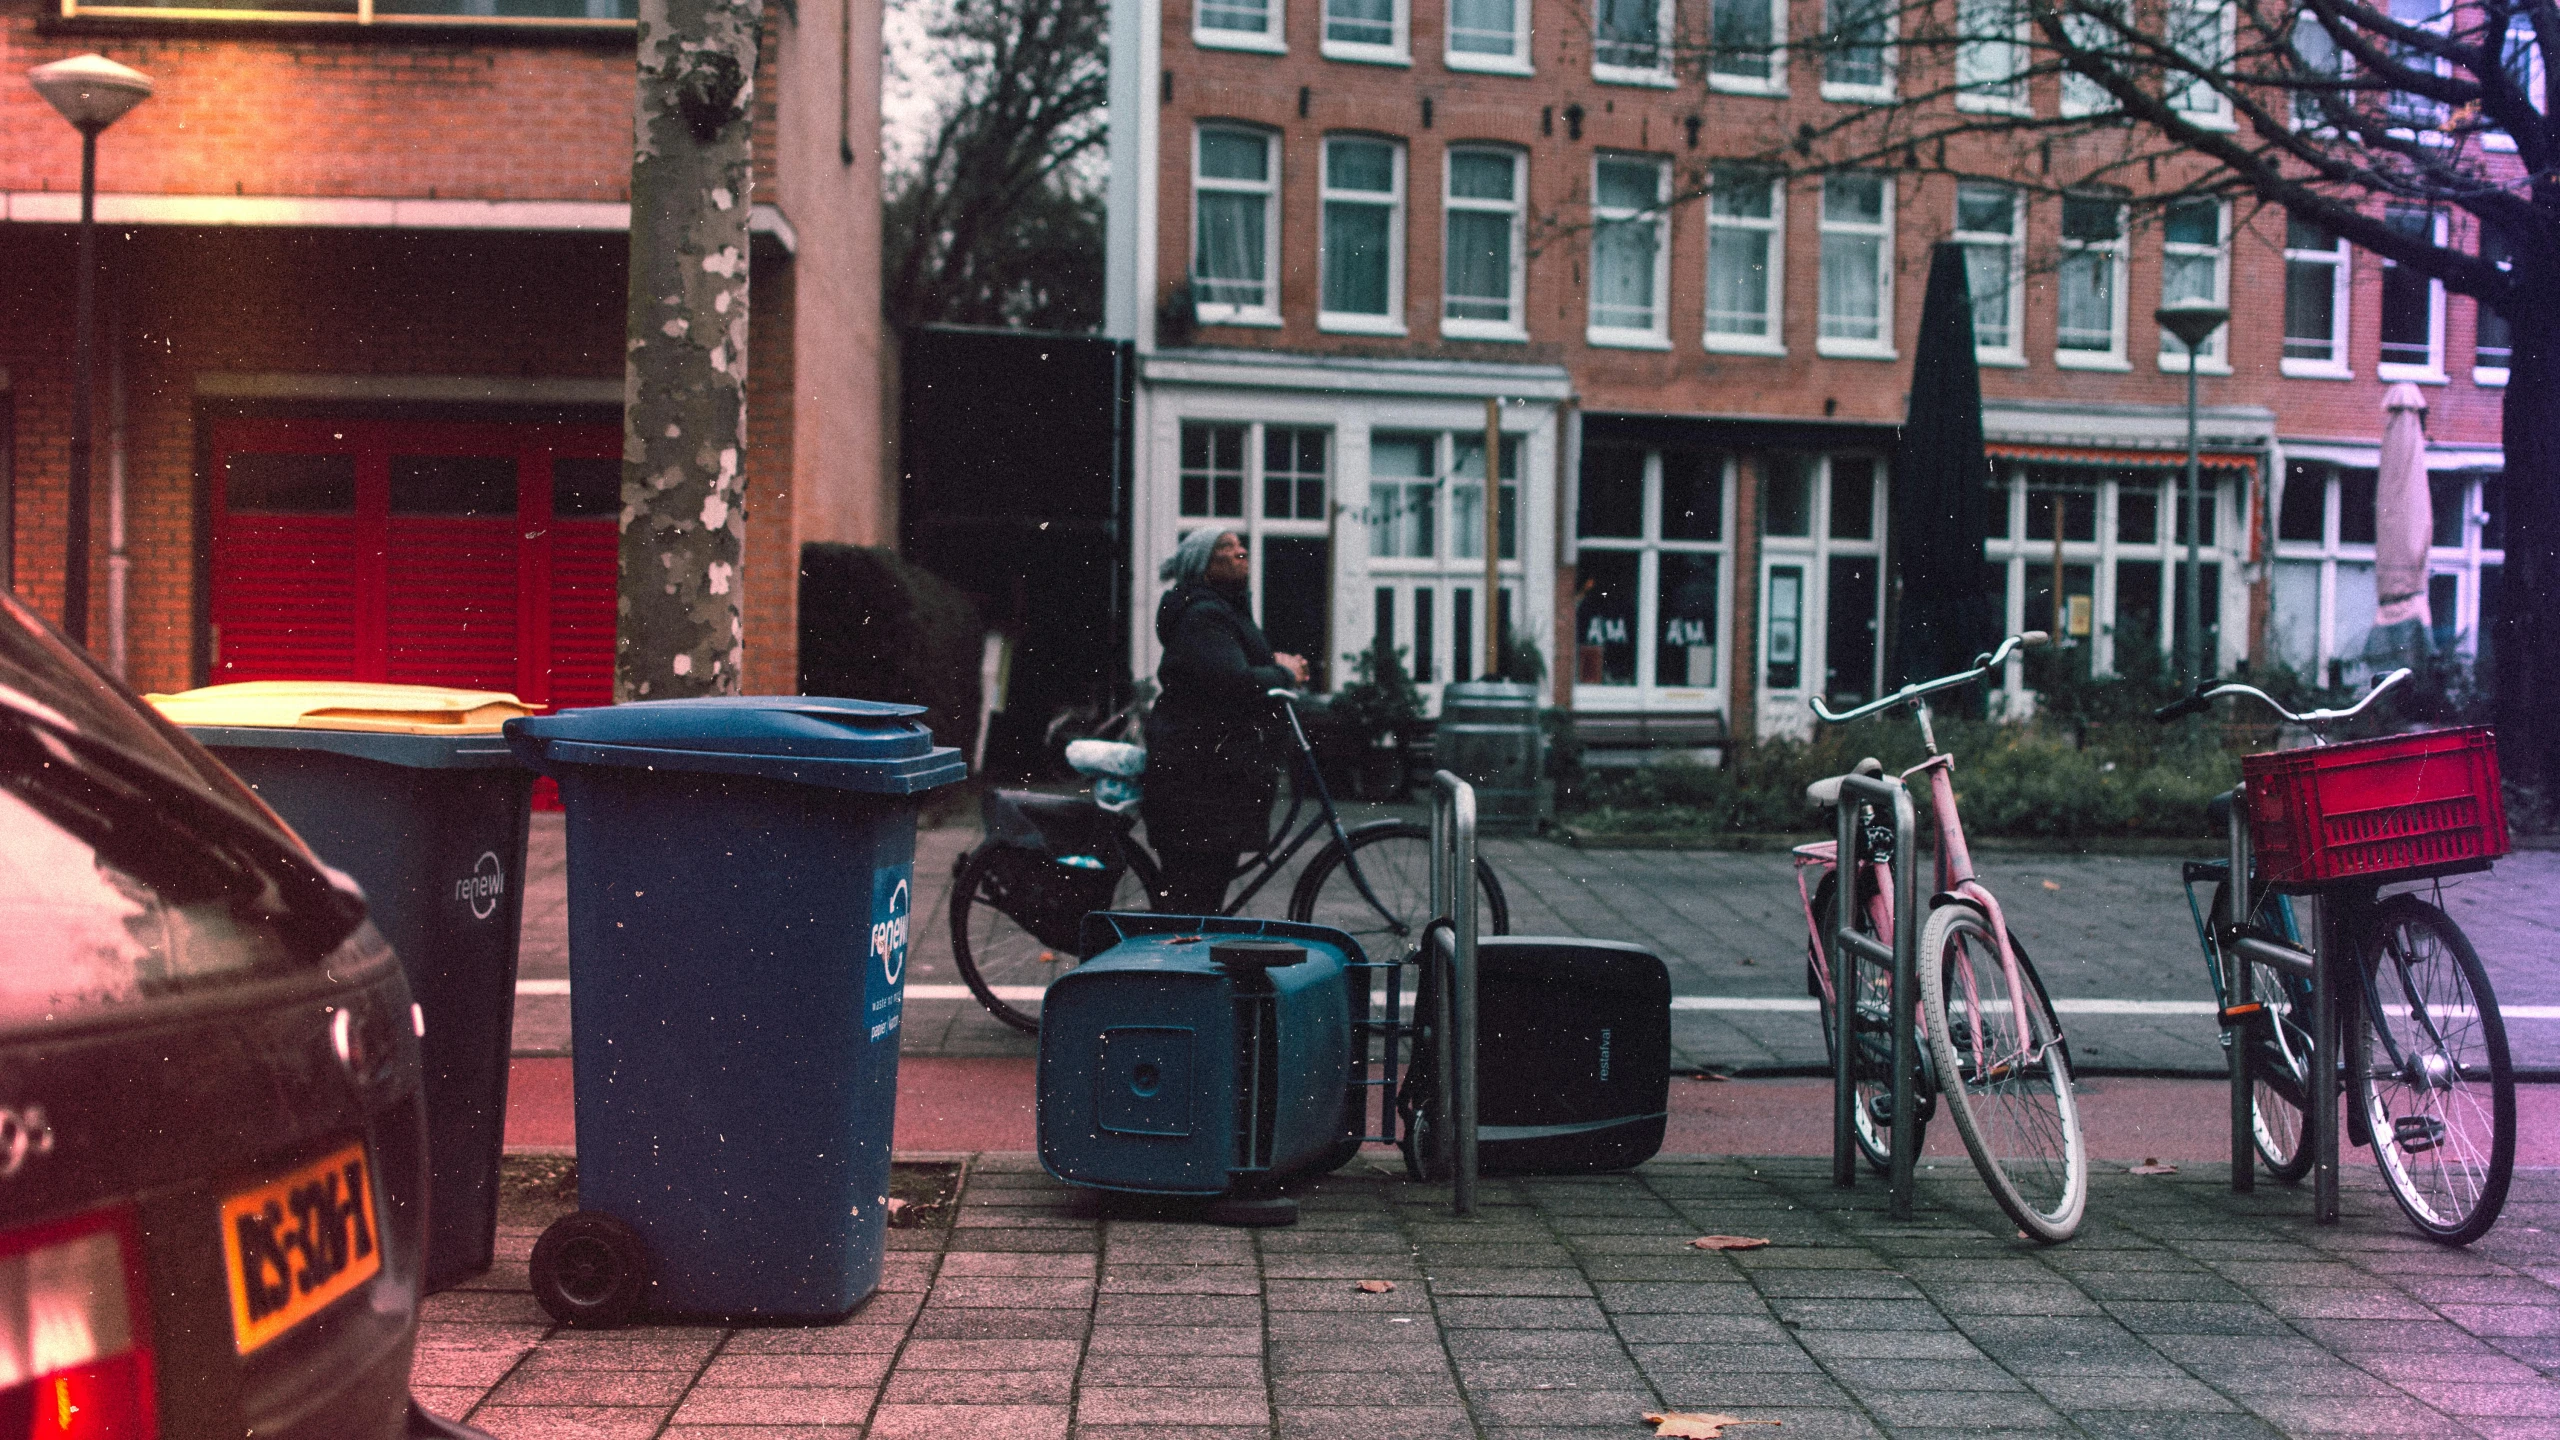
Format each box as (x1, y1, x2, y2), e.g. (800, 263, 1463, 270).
(516, 981, 2560, 1021)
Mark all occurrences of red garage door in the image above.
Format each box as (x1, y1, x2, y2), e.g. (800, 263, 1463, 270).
(209, 418, 620, 711)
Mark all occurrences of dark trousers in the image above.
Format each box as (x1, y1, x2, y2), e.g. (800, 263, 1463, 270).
(1153, 848, 1239, 917)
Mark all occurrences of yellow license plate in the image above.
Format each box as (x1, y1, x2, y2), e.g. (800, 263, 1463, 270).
(220, 1141, 382, 1355)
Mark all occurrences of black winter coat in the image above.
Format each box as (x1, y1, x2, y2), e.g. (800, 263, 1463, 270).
(1142, 580, 1293, 856)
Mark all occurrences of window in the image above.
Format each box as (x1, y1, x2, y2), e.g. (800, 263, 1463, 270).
(1574, 447, 1733, 699)
(62, 0, 633, 25)
(2291, 12, 2344, 130)
(1707, 168, 1785, 352)
(1369, 429, 1525, 689)
(1197, 0, 1283, 48)
(1757, 455, 1887, 707)
(1956, 0, 2028, 112)
(2378, 204, 2445, 379)
(1712, 0, 1786, 92)
(2476, 223, 2513, 384)
(1590, 155, 1670, 345)
(1193, 126, 1279, 323)
(1324, 0, 1407, 60)
(1818, 173, 1894, 357)
(2488, 15, 2544, 151)
(2283, 215, 2351, 376)
(2385, 0, 2451, 132)
(1444, 148, 1527, 337)
(1321, 136, 1405, 332)
(1985, 463, 2244, 684)
(2158, 198, 2229, 371)
(1181, 423, 1248, 518)
(1448, 0, 1531, 70)
(2056, 192, 2127, 366)
(2269, 461, 2504, 677)
(1953, 183, 2023, 361)
(2165, 0, 2235, 127)
(1822, 0, 1895, 97)
(1594, 0, 1671, 80)
(2060, 0, 2125, 116)
(1264, 428, 1329, 521)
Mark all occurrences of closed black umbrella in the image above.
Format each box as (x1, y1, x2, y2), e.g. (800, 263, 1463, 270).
(1887, 242, 2000, 692)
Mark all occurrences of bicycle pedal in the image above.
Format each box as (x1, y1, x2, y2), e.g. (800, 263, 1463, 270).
(2217, 1002, 2265, 1027)
(2392, 1115, 2448, 1154)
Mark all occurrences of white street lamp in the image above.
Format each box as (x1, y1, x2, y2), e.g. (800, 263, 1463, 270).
(26, 54, 152, 647)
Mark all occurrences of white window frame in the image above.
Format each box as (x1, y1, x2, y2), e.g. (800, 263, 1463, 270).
(1816, 172, 1896, 360)
(2382, 0, 2453, 139)
(1709, 0, 1790, 96)
(2486, 15, 2542, 153)
(1953, 182, 2025, 365)
(1955, 0, 2031, 114)
(2476, 223, 2513, 386)
(2059, 0, 2125, 117)
(2164, 0, 2238, 130)
(1819, 0, 1898, 102)
(1442, 146, 1529, 340)
(2157, 198, 2231, 374)
(1195, 0, 1286, 53)
(1592, 0, 1675, 85)
(1571, 447, 1738, 711)
(2055, 193, 2130, 370)
(1319, 135, 1408, 335)
(1589, 153, 1672, 348)
(1987, 464, 2246, 686)
(1192, 125, 1283, 326)
(1445, 0, 1534, 73)
(1706, 167, 1787, 354)
(1322, 0, 1410, 64)
(1366, 428, 1527, 694)
(1172, 421, 1337, 678)
(2270, 461, 2504, 676)
(1755, 454, 1890, 712)
(2281, 215, 2353, 378)
(2376, 205, 2448, 384)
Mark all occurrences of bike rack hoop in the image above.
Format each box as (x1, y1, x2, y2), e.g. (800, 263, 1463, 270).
(1832, 772, 1919, 1221)
(1429, 771, 1480, 1218)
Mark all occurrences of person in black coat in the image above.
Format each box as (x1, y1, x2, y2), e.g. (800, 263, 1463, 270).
(1141, 529, 1309, 914)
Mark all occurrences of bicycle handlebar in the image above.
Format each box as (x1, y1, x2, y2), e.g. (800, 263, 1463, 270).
(2149, 667, 2412, 728)
(1808, 631, 2050, 725)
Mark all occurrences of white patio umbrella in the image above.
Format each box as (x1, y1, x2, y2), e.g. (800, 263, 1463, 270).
(2368, 381, 2432, 664)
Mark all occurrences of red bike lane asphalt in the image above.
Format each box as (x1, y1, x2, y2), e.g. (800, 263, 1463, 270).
(506, 1053, 2560, 1168)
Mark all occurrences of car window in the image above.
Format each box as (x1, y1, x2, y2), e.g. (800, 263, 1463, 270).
(0, 786, 304, 1024)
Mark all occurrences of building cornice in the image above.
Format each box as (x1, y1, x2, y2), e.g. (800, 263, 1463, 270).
(1142, 347, 1575, 401)
(1, 193, 799, 254)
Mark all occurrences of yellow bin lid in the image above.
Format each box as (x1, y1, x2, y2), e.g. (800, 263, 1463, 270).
(145, 681, 536, 735)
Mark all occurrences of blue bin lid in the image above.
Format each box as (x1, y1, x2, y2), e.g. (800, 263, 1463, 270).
(505, 695, 968, 795)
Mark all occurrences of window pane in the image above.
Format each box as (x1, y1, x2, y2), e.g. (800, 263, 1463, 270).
(1265, 428, 1328, 521)
(1413, 588, 1437, 681)
(2026, 477, 2097, 542)
(1956, 184, 2013, 234)
(1576, 550, 1640, 685)
(1449, 152, 1516, 201)
(1328, 138, 1394, 192)
(2279, 462, 2328, 542)
(1445, 211, 1515, 319)
(2380, 206, 2436, 367)
(1763, 457, 1812, 536)
(2118, 482, 2159, 543)
(2482, 472, 2505, 549)
(1182, 423, 1248, 518)
(1199, 0, 1271, 31)
(1326, 0, 1395, 45)
(2164, 199, 2219, 245)
(1656, 553, 1721, 686)
(1829, 458, 1876, 539)
(1199, 130, 1269, 181)
(1595, 0, 1661, 67)
(1820, 231, 1883, 339)
(1370, 433, 1436, 557)
(2169, 478, 2218, 547)
(2285, 254, 2339, 361)
(1708, 228, 1774, 336)
(1714, 0, 1775, 78)
(1964, 242, 2013, 348)
(1324, 201, 1393, 315)
(1591, 218, 1661, 331)
(2114, 560, 2163, 664)
(226, 453, 355, 515)
(1450, 0, 1518, 53)
(2430, 473, 2465, 548)
(1711, 170, 1774, 218)
(553, 457, 621, 518)
(1825, 555, 1881, 704)
(391, 455, 516, 517)
(2057, 250, 2115, 351)
(1195, 192, 1268, 306)
(1825, 0, 1891, 86)
(1578, 447, 1646, 538)
(1661, 452, 1724, 540)
(2162, 249, 2217, 308)
(2338, 468, 2378, 545)
(1824, 173, 1884, 223)
(1596, 158, 1657, 209)
(1766, 565, 1803, 689)
(2062, 195, 2122, 241)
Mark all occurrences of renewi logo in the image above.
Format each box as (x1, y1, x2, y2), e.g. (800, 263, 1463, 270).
(454, 851, 505, 921)
(870, 877, 910, 987)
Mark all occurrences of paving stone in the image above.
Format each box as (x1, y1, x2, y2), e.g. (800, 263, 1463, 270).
(1747, 1267, 1929, 1300)
(1592, 1281, 1769, 1314)
(1649, 1370, 1859, 1408)
(1081, 1325, 1263, 1356)
(2385, 1381, 2560, 1417)
(927, 1277, 1098, 1308)
(1430, 1295, 1611, 1329)
(1092, 1293, 1262, 1326)
(670, 1386, 878, 1425)
(721, 1326, 912, 1354)
(1613, 1313, 1797, 1346)
(1267, 1341, 1457, 1372)
(411, 1346, 526, 1388)
(1273, 1368, 1464, 1404)
(1463, 1386, 1660, 1425)
(2055, 1417, 2284, 1439)
(483, 1367, 695, 1407)
(1796, 1329, 1989, 1361)
(1077, 1353, 1264, 1387)
(2243, 1285, 2438, 1320)
(1826, 1357, 2027, 1392)
(2025, 1372, 2242, 1411)
(884, 1369, 1073, 1405)
(1854, 1388, 2067, 1428)
(1259, 1253, 1425, 1280)
(464, 1406, 671, 1440)
(1767, 1297, 1954, 1330)
(696, 1352, 894, 1387)
(1630, 1342, 1820, 1374)
(1273, 1404, 1476, 1439)
(864, 1403, 1070, 1440)
(1072, 1386, 1270, 1426)
(2236, 1394, 2463, 1434)
(2442, 1304, 2560, 1338)
(1424, 1267, 1595, 1297)
(1452, 1355, 1644, 1390)
(1914, 1282, 2108, 1316)
(908, 1308, 1094, 1340)
(939, 1252, 1098, 1277)
(2102, 1300, 2290, 1335)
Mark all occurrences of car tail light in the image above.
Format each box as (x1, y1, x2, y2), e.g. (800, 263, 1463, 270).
(0, 1212, 154, 1438)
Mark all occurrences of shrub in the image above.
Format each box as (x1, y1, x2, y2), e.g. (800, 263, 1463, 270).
(798, 543, 986, 752)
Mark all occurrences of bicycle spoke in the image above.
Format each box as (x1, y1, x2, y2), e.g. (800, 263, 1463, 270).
(2355, 895, 2513, 1245)
(1922, 905, 2085, 1242)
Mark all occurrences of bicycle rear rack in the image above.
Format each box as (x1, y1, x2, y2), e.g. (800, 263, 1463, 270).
(1338, 771, 1480, 1217)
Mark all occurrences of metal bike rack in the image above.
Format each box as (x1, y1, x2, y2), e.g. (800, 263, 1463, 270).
(2217, 787, 2344, 1222)
(1832, 772, 1921, 1221)
(1429, 770, 1481, 1217)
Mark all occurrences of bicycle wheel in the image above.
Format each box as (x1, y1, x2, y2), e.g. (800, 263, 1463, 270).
(1919, 902, 2087, 1243)
(1285, 820, 1510, 959)
(2209, 881, 2317, 1184)
(1811, 870, 1922, 1172)
(2356, 894, 2514, 1245)
(949, 842, 1156, 1034)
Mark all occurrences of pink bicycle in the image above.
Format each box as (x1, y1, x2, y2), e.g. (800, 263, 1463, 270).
(1797, 631, 2088, 1242)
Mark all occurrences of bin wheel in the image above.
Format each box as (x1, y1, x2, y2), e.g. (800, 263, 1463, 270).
(530, 1211, 650, 1328)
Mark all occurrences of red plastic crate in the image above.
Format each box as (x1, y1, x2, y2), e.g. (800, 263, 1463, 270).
(2242, 726, 2509, 886)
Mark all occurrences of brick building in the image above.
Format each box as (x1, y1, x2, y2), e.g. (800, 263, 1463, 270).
(1103, 0, 2510, 750)
(2, 0, 887, 702)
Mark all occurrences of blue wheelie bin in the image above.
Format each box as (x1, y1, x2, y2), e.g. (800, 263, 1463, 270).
(504, 697, 963, 1325)
(146, 681, 536, 1295)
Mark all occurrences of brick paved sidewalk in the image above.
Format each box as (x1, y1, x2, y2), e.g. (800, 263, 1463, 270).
(419, 1156, 2560, 1439)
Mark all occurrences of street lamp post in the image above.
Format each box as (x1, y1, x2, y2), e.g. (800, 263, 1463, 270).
(2157, 301, 2229, 684)
(26, 54, 152, 648)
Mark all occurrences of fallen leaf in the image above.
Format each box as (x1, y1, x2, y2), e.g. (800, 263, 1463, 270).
(1689, 1235, 1771, 1251)
(1688, 1071, 1732, 1083)
(1356, 1279, 1396, 1293)
(2042, 879, 2062, 891)
(1644, 1411, 1781, 1438)
(2129, 1158, 2179, 1176)
(884, 1197, 909, 1218)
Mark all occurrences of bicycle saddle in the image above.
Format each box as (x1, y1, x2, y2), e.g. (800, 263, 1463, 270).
(1805, 757, 1885, 809)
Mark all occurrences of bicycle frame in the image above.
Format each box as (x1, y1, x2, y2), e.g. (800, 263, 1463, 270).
(1209, 692, 1399, 926)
